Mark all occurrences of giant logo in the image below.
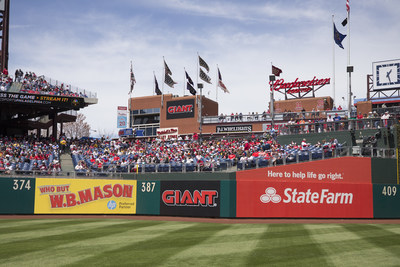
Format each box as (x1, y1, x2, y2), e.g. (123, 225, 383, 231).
(162, 190, 218, 207)
(160, 180, 221, 217)
(166, 99, 195, 119)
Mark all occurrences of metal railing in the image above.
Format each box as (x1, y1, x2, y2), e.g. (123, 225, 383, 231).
(42, 75, 97, 99)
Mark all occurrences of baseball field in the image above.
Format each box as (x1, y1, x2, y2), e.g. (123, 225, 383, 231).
(1, 217, 400, 266)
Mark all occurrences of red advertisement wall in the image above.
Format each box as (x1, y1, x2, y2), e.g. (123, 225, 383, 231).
(236, 181, 373, 218)
(236, 157, 371, 184)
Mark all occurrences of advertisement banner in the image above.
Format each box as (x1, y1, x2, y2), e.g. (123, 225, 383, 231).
(0, 92, 84, 108)
(216, 125, 252, 133)
(117, 106, 128, 129)
(237, 181, 373, 218)
(160, 180, 220, 217)
(236, 157, 372, 184)
(34, 178, 137, 214)
(166, 99, 195, 120)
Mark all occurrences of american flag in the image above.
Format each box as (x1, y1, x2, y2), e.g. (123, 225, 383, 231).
(218, 68, 229, 93)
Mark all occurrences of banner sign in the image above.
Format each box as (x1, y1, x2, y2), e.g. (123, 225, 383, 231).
(166, 99, 195, 120)
(237, 181, 373, 218)
(0, 92, 85, 108)
(157, 127, 178, 139)
(160, 180, 220, 217)
(117, 106, 128, 129)
(269, 76, 330, 99)
(236, 157, 372, 184)
(34, 178, 137, 214)
(216, 125, 252, 133)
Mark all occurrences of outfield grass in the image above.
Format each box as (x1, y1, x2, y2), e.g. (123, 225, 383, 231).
(0, 219, 400, 266)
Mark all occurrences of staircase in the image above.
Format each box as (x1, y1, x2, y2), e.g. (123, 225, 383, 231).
(60, 153, 75, 173)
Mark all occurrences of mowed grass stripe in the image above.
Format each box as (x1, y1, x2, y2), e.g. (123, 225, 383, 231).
(0, 219, 99, 235)
(306, 224, 400, 266)
(245, 224, 330, 266)
(0, 219, 132, 245)
(70, 222, 230, 266)
(1, 221, 195, 267)
(0, 220, 163, 262)
(0, 219, 71, 229)
(165, 224, 269, 266)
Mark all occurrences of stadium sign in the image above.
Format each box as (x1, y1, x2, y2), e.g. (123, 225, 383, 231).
(0, 92, 85, 108)
(160, 180, 220, 217)
(236, 181, 373, 218)
(269, 76, 330, 99)
(166, 99, 195, 119)
(216, 125, 252, 133)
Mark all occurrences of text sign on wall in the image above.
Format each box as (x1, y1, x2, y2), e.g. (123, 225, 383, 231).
(166, 99, 195, 120)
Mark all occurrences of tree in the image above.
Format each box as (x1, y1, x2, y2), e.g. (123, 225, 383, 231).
(63, 113, 90, 139)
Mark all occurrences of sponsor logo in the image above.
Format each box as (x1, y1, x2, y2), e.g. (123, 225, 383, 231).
(107, 200, 117, 210)
(167, 105, 193, 114)
(260, 187, 353, 205)
(260, 187, 282, 203)
(39, 184, 134, 208)
(216, 125, 252, 133)
(162, 189, 218, 207)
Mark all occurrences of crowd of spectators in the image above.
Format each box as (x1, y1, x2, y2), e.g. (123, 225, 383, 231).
(1, 68, 13, 91)
(0, 67, 90, 97)
(69, 136, 341, 173)
(18, 71, 88, 98)
(0, 136, 61, 175)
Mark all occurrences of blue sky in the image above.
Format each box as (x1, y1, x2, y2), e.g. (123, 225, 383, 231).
(8, 0, 400, 137)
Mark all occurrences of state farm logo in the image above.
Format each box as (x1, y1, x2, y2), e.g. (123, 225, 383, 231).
(162, 189, 218, 207)
(260, 187, 353, 204)
(260, 187, 282, 203)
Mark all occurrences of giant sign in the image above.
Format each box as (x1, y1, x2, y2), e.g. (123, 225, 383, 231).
(160, 180, 220, 217)
(35, 178, 137, 214)
(0, 92, 85, 108)
(236, 181, 373, 218)
(166, 99, 195, 120)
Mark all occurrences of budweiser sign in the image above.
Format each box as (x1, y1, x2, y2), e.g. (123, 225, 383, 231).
(270, 76, 330, 94)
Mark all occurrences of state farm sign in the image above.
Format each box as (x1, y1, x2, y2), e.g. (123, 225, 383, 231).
(237, 181, 373, 218)
(166, 99, 195, 119)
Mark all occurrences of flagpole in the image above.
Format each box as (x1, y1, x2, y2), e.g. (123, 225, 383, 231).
(196, 53, 200, 123)
(347, 3, 352, 118)
(332, 15, 336, 107)
(216, 64, 219, 102)
(161, 57, 165, 108)
(152, 71, 155, 96)
(270, 62, 275, 129)
(183, 67, 186, 96)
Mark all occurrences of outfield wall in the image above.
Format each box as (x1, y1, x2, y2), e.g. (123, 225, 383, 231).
(0, 157, 398, 218)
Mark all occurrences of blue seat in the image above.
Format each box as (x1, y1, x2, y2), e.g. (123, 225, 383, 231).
(185, 163, 195, 172)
